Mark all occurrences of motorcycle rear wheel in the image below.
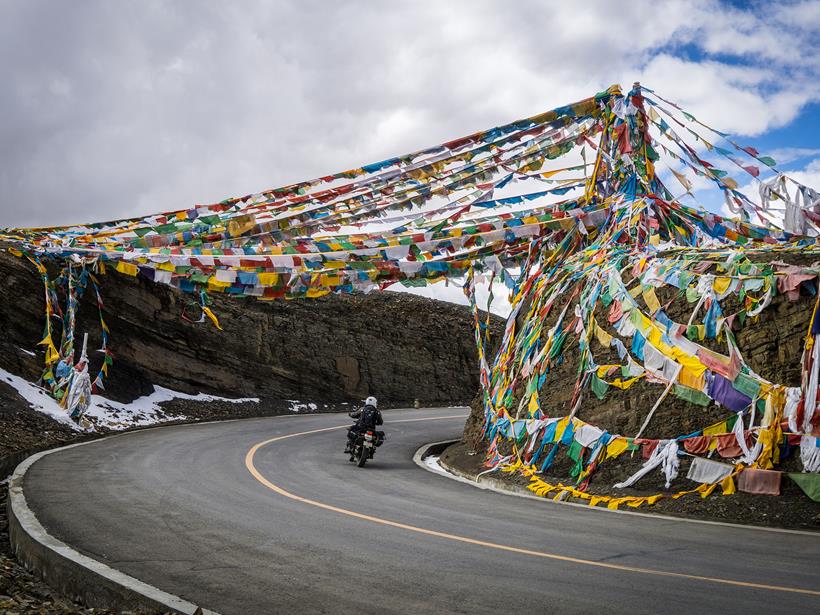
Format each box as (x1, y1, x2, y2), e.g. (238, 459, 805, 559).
(356, 445, 368, 467)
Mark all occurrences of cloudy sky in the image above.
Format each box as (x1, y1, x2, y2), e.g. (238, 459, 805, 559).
(2, 0, 819, 311)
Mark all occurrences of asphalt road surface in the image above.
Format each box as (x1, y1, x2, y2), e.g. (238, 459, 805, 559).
(23, 408, 820, 614)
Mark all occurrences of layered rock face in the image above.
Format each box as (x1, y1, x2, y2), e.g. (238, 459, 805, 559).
(0, 251, 498, 406)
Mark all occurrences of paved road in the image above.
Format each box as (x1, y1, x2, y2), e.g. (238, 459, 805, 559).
(23, 408, 820, 615)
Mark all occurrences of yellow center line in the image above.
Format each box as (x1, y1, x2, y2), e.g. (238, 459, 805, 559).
(245, 415, 820, 598)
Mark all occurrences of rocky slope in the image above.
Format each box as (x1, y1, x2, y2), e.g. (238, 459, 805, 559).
(462, 258, 817, 450)
(453, 253, 820, 529)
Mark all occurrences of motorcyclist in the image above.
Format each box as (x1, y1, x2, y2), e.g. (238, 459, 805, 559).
(344, 396, 383, 458)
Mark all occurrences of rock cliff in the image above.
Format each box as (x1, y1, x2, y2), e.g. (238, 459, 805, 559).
(0, 251, 499, 407)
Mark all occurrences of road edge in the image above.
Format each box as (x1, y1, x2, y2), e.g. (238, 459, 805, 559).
(413, 440, 820, 537)
(8, 436, 222, 615)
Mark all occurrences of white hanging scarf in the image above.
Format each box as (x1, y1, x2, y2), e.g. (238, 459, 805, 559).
(733, 411, 761, 464)
(686, 456, 733, 484)
(614, 440, 679, 489)
(799, 436, 820, 473)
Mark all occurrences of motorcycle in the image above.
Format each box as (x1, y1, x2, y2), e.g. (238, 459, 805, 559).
(349, 429, 385, 467)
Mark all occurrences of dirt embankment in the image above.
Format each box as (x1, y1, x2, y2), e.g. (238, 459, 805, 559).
(440, 441, 819, 530)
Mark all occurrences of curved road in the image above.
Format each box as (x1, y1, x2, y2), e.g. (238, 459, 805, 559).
(23, 408, 820, 615)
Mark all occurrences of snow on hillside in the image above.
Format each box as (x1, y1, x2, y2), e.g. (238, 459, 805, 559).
(0, 367, 258, 432)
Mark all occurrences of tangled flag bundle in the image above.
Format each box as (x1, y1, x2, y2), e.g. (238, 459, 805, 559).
(2, 83, 820, 504)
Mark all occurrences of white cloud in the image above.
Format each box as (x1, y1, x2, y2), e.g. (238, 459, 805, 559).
(767, 147, 820, 166)
(636, 55, 811, 135)
(390, 277, 513, 317)
(1, 1, 817, 229)
(784, 158, 820, 192)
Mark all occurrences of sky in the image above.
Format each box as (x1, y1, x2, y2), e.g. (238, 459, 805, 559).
(2, 0, 819, 314)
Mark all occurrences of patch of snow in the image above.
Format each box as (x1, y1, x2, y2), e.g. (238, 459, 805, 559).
(422, 454, 448, 475)
(0, 367, 83, 431)
(17, 347, 36, 357)
(84, 387, 259, 431)
(287, 400, 319, 413)
(0, 476, 10, 486)
(0, 367, 259, 432)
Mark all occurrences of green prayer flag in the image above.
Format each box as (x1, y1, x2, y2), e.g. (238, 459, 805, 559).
(590, 373, 609, 400)
(567, 439, 583, 462)
(685, 285, 699, 303)
(548, 331, 568, 360)
(673, 384, 710, 407)
(686, 324, 699, 341)
(153, 223, 178, 234)
(568, 440, 585, 479)
(732, 371, 761, 400)
(788, 473, 820, 502)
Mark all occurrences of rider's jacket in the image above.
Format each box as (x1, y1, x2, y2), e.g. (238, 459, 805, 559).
(349, 404, 383, 430)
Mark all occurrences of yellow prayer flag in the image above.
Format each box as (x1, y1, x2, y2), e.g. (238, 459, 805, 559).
(678, 368, 705, 391)
(115, 261, 138, 277)
(713, 277, 732, 295)
(606, 437, 629, 459)
(257, 272, 279, 286)
(227, 214, 256, 237)
(593, 321, 613, 348)
(37, 334, 60, 365)
(207, 277, 230, 292)
(319, 273, 341, 287)
(202, 306, 222, 331)
(306, 287, 330, 298)
(607, 497, 627, 510)
(720, 474, 736, 495)
(642, 287, 661, 314)
(554, 417, 570, 442)
(596, 364, 619, 378)
(703, 420, 728, 436)
(610, 376, 640, 390)
(45, 342, 60, 365)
